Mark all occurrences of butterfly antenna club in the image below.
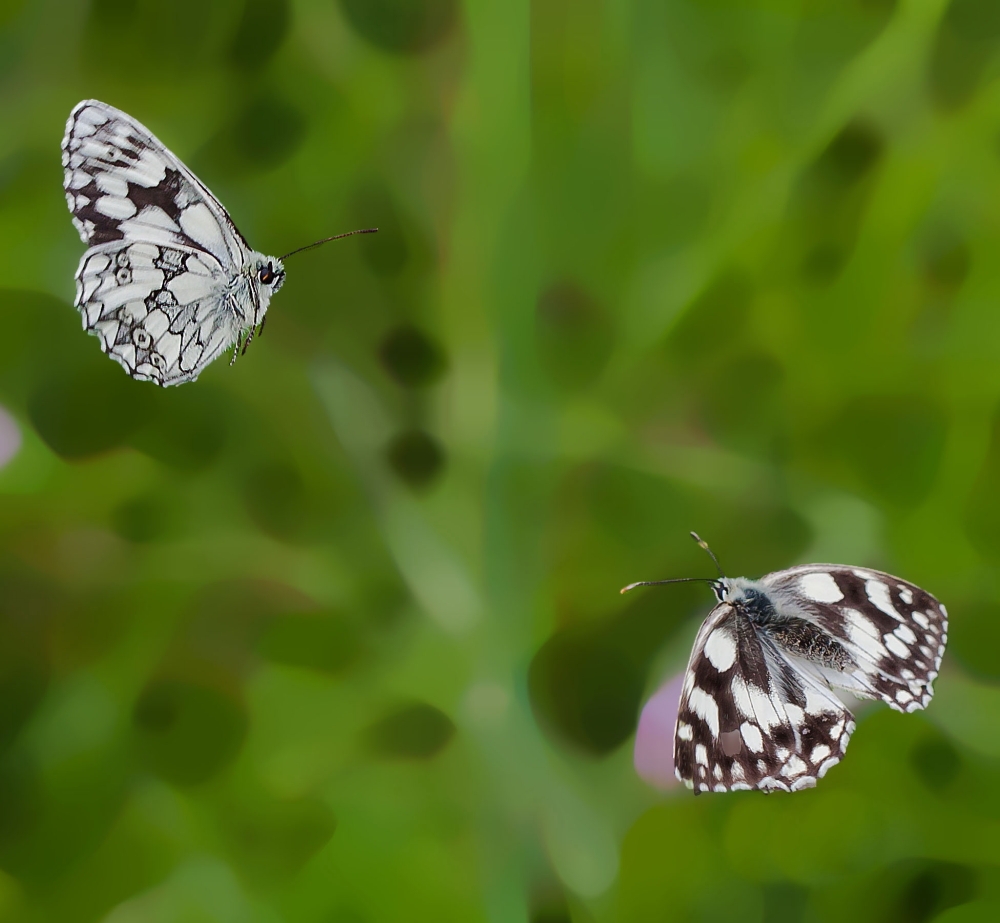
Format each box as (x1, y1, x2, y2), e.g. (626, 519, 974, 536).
(690, 531, 725, 578)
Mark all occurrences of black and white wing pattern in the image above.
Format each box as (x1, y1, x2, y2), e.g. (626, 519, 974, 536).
(674, 598, 855, 793)
(62, 100, 283, 386)
(74, 241, 241, 386)
(672, 565, 947, 794)
(760, 565, 948, 713)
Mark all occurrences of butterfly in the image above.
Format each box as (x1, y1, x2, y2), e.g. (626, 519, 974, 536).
(62, 99, 376, 386)
(623, 534, 948, 793)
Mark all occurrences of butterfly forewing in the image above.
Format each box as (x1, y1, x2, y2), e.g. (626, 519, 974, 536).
(63, 100, 249, 264)
(674, 602, 855, 793)
(759, 565, 948, 713)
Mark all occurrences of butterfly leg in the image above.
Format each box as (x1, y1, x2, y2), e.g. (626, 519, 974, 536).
(231, 331, 243, 366)
(241, 324, 255, 356)
(257, 314, 266, 337)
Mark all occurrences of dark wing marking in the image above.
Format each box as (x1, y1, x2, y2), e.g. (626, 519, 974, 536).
(674, 603, 854, 793)
(62, 100, 251, 270)
(760, 565, 948, 713)
(76, 240, 243, 386)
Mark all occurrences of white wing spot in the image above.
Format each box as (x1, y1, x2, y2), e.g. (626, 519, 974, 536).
(731, 674, 754, 720)
(894, 624, 917, 645)
(95, 195, 137, 220)
(677, 721, 693, 741)
(135, 205, 182, 232)
(740, 722, 764, 753)
(866, 579, 903, 620)
(810, 744, 830, 763)
(884, 633, 911, 659)
(704, 628, 737, 672)
(167, 270, 218, 304)
(912, 611, 930, 629)
(818, 757, 840, 777)
(804, 689, 833, 717)
(798, 572, 843, 603)
(695, 744, 708, 766)
(784, 704, 805, 728)
(178, 201, 230, 265)
(898, 586, 913, 605)
(780, 755, 808, 778)
(688, 687, 720, 737)
(748, 685, 782, 731)
(95, 171, 129, 197)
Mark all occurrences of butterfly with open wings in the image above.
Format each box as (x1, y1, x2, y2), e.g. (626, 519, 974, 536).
(624, 535, 948, 793)
(62, 99, 375, 386)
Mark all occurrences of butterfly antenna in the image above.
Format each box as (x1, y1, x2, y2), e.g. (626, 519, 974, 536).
(280, 227, 378, 261)
(620, 532, 726, 595)
(690, 531, 725, 578)
(619, 577, 718, 595)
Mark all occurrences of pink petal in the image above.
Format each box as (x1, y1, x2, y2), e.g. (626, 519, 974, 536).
(0, 404, 21, 470)
(633, 673, 684, 789)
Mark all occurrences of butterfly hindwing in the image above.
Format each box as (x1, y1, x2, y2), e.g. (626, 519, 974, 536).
(760, 565, 948, 713)
(76, 240, 240, 386)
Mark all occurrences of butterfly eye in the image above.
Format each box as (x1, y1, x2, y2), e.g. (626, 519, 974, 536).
(258, 264, 274, 285)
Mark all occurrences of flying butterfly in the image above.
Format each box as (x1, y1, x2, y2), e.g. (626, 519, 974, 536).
(62, 99, 376, 386)
(623, 534, 948, 793)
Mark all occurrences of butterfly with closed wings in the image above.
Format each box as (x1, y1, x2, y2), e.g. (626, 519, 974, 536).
(62, 99, 376, 386)
(623, 534, 948, 793)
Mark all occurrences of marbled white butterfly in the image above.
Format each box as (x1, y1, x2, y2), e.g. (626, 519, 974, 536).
(62, 100, 375, 386)
(623, 534, 948, 794)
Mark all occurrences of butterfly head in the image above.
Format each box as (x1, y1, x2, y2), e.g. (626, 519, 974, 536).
(715, 577, 777, 624)
(711, 578, 729, 602)
(256, 257, 285, 294)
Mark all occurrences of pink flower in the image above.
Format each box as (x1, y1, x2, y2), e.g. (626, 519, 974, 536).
(633, 673, 684, 789)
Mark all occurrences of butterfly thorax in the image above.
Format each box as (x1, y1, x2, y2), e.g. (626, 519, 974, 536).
(718, 577, 855, 671)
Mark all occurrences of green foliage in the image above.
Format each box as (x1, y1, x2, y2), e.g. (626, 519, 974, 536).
(2, 0, 1000, 920)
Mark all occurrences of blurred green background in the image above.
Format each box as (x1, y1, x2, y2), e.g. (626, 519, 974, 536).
(2, 0, 1000, 920)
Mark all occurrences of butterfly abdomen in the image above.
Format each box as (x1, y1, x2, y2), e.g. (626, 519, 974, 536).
(764, 617, 855, 671)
